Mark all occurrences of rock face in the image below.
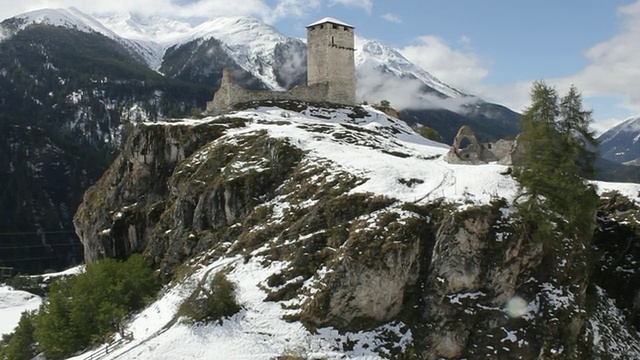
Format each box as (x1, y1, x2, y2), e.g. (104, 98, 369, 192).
(74, 119, 246, 265)
(73, 104, 640, 358)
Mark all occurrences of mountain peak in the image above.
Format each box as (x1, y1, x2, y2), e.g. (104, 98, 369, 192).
(9, 7, 118, 39)
(597, 114, 640, 163)
(355, 36, 464, 100)
(94, 12, 193, 43)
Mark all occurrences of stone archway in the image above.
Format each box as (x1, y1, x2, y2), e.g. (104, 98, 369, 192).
(450, 125, 483, 162)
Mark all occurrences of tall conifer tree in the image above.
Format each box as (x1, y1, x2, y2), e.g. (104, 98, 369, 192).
(559, 85, 598, 177)
(514, 81, 598, 245)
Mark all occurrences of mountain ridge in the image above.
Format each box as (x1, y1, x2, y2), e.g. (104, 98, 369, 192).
(598, 115, 640, 163)
(4, 8, 476, 104)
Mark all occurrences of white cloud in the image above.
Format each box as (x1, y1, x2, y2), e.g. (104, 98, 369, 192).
(590, 116, 629, 136)
(394, 35, 532, 110)
(473, 81, 533, 113)
(557, 0, 640, 114)
(390, 1, 640, 120)
(268, 0, 321, 23)
(328, 0, 372, 14)
(381, 12, 401, 24)
(356, 64, 484, 113)
(399, 36, 488, 93)
(0, 0, 318, 24)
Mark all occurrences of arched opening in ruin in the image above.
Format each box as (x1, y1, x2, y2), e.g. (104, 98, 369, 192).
(459, 137, 472, 150)
(450, 126, 483, 162)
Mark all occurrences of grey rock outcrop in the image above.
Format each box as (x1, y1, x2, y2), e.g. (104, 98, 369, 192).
(73, 106, 640, 358)
(74, 119, 247, 266)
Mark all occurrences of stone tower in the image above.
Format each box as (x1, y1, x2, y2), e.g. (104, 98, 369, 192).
(306, 17, 356, 105)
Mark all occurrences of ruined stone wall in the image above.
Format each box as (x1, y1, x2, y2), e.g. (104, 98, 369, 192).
(444, 125, 519, 165)
(483, 139, 515, 163)
(205, 19, 357, 115)
(205, 69, 332, 115)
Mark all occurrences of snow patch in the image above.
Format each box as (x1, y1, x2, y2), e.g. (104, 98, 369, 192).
(0, 286, 42, 336)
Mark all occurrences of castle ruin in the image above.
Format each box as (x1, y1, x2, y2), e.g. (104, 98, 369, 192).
(444, 125, 523, 165)
(205, 17, 356, 115)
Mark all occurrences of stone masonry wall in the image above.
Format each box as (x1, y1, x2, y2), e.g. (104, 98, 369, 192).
(206, 68, 332, 115)
(205, 18, 356, 115)
(307, 23, 356, 105)
(444, 125, 519, 165)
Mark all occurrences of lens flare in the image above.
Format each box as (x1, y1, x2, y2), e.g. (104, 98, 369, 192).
(504, 296, 528, 318)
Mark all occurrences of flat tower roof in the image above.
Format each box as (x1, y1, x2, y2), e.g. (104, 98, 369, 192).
(307, 17, 354, 28)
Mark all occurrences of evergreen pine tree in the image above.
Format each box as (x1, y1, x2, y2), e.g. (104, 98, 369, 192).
(2, 311, 37, 360)
(513, 81, 598, 246)
(559, 85, 598, 178)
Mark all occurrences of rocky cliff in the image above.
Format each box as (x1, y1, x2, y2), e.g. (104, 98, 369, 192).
(73, 102, 640, 359)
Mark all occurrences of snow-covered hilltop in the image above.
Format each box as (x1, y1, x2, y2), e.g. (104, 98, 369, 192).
(5, 7, 640, 358)
(1, 7, 524, 146)
(64, 103, 640, 359)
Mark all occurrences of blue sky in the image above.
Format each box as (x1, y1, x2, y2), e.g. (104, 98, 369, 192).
(2, 0, 640, 131)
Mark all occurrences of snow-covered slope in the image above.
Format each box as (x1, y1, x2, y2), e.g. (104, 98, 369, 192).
(0, 286, 41, 336)
(598, 115, 640, 163)
(64, 105, 640, 359)
(178, 17, 295, 89)
(8, 7, 117, 36)
(95, 14, 299, 89)
(4, 7, 161, 68)
(356, 37, 464, 99)
(0, 266, 84, 337)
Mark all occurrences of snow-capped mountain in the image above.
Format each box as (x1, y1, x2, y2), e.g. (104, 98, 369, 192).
(0, 8, 520, 275)
(356, 37, 464, 100)
(598, 115, 640, 164)
(7, 7, 115, 37)
(99, 12, 468, 101)
(2, 8, 161, 68)
(93, 12, 193, 43)
(98, 14, 300, 89)
(4, 8, 470, 102)
(7, 8, 522, 143)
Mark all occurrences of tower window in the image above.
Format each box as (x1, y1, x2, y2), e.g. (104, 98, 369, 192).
(333, 24, 338, 29)
(320, 25, 323, 29)
(331, 36, 334, 45)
